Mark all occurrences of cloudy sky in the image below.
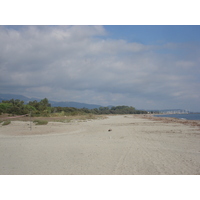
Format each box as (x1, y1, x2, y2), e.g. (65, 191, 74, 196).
(0, 25, 200, 111)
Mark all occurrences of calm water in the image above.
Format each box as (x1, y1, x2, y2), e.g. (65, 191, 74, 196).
(154, 114, 200, 120)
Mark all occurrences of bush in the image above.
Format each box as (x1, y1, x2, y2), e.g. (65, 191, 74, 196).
(33, 120, 48, 125)
(0, 103, 12, 113)
(2, 120, 11, 126)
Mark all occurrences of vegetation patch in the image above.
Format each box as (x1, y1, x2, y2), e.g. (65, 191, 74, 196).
(54, 119, 72, 123)
(2, 120, 11, 126)
(0, 98, 147, 120)
(33, 119, 48, 125)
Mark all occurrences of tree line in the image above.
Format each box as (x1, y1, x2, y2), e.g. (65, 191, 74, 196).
(0, 98, 147, 116)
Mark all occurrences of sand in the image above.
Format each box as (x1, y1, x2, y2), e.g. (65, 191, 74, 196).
(0, 115, 200, 175)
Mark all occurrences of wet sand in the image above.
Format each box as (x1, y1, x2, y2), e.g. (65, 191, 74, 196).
(0, 115, 200, 175)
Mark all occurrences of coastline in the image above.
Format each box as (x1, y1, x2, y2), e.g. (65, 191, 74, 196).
(140, 114, 200, 128)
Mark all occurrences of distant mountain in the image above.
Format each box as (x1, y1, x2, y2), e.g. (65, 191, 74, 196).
(49, 101, 102, 109)
(0, 93, 31, 102)
(0, 93, 102, 109)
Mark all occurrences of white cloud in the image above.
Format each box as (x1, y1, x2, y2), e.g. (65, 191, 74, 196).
(175, 60, 195, 68)
(0, 25, 200, 111)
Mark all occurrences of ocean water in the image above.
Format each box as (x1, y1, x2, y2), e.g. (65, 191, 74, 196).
(154, 114, 200, 120)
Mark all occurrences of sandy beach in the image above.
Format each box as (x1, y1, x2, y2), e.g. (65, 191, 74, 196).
(0, 115, 200, 175)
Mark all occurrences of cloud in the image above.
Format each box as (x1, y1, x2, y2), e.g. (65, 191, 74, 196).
(0, 25, 200, 111)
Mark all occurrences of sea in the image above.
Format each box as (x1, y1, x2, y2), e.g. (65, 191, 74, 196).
(154, 113, 200, 120)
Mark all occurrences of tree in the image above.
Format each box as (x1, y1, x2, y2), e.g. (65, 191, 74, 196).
(40, 98, 51, 108)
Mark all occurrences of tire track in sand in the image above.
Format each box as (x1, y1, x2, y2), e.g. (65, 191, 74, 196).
(112, 117, 200, 175)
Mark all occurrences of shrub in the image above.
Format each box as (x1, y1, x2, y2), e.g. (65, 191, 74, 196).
(0, 103, 12, 113)
(33, 120, 48, 125)
(2, 120, 11, 126)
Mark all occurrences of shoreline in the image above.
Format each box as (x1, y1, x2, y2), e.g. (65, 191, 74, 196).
(139, 114, 200, 128)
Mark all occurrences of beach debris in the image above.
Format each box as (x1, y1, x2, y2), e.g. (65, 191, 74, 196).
(108, 129, 112, 132)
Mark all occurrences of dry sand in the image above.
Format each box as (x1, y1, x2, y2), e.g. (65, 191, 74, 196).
(0, 115, 200, 175)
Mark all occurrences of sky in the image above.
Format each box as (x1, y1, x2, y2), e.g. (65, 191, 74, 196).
(0, 25, 200, 111)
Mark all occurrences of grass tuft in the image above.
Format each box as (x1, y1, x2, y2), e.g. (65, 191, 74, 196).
(2, 120, 11, 126)
(33, 119, 48, 125)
